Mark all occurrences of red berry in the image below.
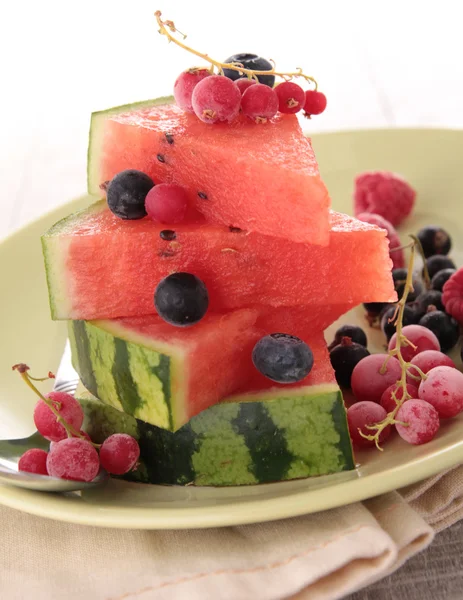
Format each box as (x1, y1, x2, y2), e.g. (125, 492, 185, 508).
(395, 399, 440, 445)
(388, 325, 440, 363)
(347, 402, 391, 448)
(46, 438, 100, 482)
(356, 212, 404, 269)
(380, 383, 418, 414)
(99, 434, 140, 475)
(173, 68, 210, 113)
(303, 90, 327, 116)
(33, 392, 84, 442)
(234, 78, 257, 95)
(145, 183, 189, 224)
(275, 81, 305, 114)
(354, 171, 416, 227)
(418, 366, 463, 418)
(191, 75, 241, 124)
(241, 83, 279, 123)
(407, 350, 456, 384)
(18, 448, 48, 476)
(442, 267, 463, 324)
(351, 354, 402, 403)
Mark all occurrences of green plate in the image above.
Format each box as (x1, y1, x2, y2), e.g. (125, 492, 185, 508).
(0, 129, 462, 529)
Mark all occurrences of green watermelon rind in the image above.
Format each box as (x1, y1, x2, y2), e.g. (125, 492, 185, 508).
(87, 96, 174, 196)
(78, 386, 355, 487)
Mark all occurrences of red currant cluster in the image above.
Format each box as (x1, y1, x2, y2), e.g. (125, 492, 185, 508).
(174, 69, 327, 125)
(13, 365, 140, 482)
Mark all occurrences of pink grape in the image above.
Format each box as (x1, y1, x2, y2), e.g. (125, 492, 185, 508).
(145, 184, 189, 224)
(18, 448, 48, 475)
(351, 354, 402, 403)
(275, 81, 305, 114)
(241, 83, 279, 122)
(173, 68, 210, 113)
(380, 383, 419, 414)
(33, 392, 84, 442)
(347, 401, 391, 448)
(418, 365, 463, 418)
(234, 78, 256, 95)
(407, 350, 456, 384)
(99, 434, 140, 475)
(388, 325, 440, 362)
(46, 438, 100, 482)
(191, 75, 241, 124)
(395, 399, 440, 445)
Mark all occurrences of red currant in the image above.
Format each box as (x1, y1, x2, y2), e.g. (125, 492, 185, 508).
(173, 68, 210, 113)
(275, 81, 305, 114)
(388, 325, 440, 363)
(418, 366, 463, 418)
(380, 383, 418, 414)
(18, 448, 48, 475)
(33, 392, 84, 442)
(351, 354, 402, 403)
(407, 350, 456, 384)
(234, 78, 257, 95)
(395, 399, 440, 445)
(99, 434, 140, 475)
(191, 75, 241, 124)
(347, 402, 391, 448)
(303, 90, 327, 116)
(46, 438, 100, 482)
(241, 83, 279, 123)
(145, 183, 189, 224)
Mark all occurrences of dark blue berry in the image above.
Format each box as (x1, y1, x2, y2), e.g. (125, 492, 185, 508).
(381, 304, 418, 341)
(392, 268, 423, 303)
(154, 273, 209, 327)
(417, 226, 452, 258)
(431, 268, 456, 292)
(107, 169, 154, 220)
(363, 302, 390, 318)
(223, 53, 275, 87)
(414, 290, 444, 319)
(424, 255, 456, 279)
(252, 333, 314, 384)
(329, 339, 370, 388)
(328, 324, 367, 351)
(419, 310, 460, 353)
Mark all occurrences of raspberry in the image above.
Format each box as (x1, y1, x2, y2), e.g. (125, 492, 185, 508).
(442, 267, 463, 324)
(354, 172, 416, 227)
(356, 212, 404, 269)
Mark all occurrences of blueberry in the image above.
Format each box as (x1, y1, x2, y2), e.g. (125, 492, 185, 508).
(380, 304, 418, 341)
(328, 324, 367, 351)
(419, 310, 460, 353)
(414, 290, 444, 319)
(431, 268, 456, 292)
(424, 255, 456, 279)
(392, 268, 423, 303)
(252, 333, 314, 383)
(329, 340, 370, 388)
(154, 273, 209, 327)
(107, 169, 154, 220)
(223, 53, 275, 87)
(417, 226, 452, 258)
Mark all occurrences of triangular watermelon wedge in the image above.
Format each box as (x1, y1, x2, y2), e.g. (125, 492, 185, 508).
(87, 98, 331, 244)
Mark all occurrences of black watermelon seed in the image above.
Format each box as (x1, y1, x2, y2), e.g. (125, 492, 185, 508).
(158, 249, 176, 258)
(198, 191, 208, 200)
(160, 230, 177, 241)
(165, 133, 174, 145)
(157, 154, 166, 163)
(229, 226, 243, 233)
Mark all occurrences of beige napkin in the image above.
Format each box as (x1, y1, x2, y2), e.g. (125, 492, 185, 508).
(1, 467, 463, 600)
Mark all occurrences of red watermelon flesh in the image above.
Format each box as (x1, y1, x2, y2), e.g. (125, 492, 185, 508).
(90, 102, 330, 245)
(42, 200, 395, 321)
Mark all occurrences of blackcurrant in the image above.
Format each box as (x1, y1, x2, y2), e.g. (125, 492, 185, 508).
(431, 268, 456, 292)
(419, 310, 460, 353)
(328, 324, 367, 351)
(424, 255, 456, 280)
(381, 304, 418, 341)
(106, 170, 154, 220)
(154, 273, 209, 327)
(329, 339, 370, 388)
(392, 268, 423, 303)
(414, 290, 444, 319)
(252, 334, 314, 384)
(223, 53, 275, 87)
(417, 226, 452, 258)
(363, 302, 390, 318)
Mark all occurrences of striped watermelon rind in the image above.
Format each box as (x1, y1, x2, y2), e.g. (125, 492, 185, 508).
(87, 96, 174, 196)
(79, 388, 355, 487)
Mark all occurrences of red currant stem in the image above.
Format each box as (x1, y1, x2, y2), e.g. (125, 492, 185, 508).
(154, 11, 318, 89)
(390, 241, 414, 253)
(410, 234, 431, 289)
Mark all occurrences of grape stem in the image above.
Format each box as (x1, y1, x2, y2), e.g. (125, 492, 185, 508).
(154, 11, 318, 88)
(359, 239, 428, 450)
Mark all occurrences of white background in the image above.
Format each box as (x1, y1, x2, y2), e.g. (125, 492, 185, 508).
(0, 0, 462, 240)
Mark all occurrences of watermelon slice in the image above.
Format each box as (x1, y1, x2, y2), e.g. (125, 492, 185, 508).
(68, 310, 261, 432)
(87, 98, 331, 244)
(78, 332, 354, 486)
(42, 199, 395, 320)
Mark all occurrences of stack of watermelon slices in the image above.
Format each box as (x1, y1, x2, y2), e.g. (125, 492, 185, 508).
(41, 98, 396, 486)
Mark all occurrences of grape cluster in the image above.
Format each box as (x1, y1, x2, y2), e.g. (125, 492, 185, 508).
(14, 367, 140, 482)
